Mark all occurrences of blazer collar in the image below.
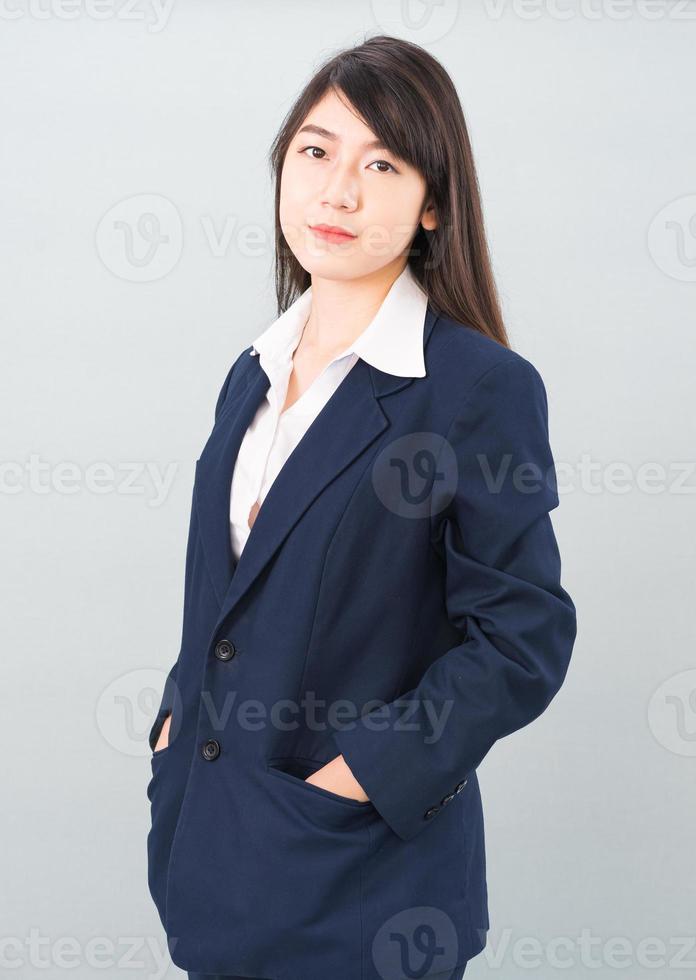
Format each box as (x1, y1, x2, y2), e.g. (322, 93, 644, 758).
(249, 263, 428, 381)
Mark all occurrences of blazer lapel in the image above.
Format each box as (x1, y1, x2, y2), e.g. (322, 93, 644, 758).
(193, 363, 266, 607)
(217, 354, 391, 626)
(194, 304, 440, 628)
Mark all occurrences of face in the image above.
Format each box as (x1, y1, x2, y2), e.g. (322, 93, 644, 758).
(279, 88, 437, 282)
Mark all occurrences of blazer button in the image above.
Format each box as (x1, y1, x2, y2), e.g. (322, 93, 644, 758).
(214, 639, 236, 661)
(440, 793, 455, 806)
(424, 806, 440, 820)
(201, 738, 221, 761)
(455, 779, 468, 794)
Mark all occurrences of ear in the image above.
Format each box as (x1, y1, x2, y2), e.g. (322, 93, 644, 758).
(420, 200, 437, 232)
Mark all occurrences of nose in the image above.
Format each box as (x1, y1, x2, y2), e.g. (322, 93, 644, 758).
(320, 162, 358, 211)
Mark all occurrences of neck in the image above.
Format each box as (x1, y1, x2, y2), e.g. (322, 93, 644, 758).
(301, 257, 408, 358)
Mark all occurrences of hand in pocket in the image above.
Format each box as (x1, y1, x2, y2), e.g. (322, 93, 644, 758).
(154, 712, 172, 753)
(305, 754, 370, 803)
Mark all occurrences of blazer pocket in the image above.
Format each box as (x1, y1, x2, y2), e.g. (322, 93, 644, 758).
(265, 756, 374, 811)
(150, 711, 173, 759)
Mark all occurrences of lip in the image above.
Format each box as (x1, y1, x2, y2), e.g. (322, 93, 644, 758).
(309, 224, 357, 244)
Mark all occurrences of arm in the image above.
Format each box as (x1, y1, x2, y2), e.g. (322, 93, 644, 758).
(329, 355, 577, 840)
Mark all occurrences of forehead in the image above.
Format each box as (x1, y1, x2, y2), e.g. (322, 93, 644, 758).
(295, 89, 378, 143)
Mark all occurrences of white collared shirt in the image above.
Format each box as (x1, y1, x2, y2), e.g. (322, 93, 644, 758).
(229, 263, 428, 560)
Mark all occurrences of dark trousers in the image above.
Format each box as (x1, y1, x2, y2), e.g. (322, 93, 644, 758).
(188, 966, 467, 980)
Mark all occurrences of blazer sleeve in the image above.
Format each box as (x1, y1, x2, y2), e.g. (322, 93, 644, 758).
(332, 354, 578, 841)
(146, 352, 246, 752)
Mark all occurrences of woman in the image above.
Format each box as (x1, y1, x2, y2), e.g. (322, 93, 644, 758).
(145, 35, 577, 980)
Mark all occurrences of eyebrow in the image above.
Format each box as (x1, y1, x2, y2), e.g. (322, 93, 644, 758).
(297, 123, 389, 152)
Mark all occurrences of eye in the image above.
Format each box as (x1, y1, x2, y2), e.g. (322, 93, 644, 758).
(368, 159, 397, 174)
(299, 145, 327, 159)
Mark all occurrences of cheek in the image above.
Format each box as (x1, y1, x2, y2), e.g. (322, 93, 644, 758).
(280, 162, 310, 222)
(279, 167, 312, 252)
(281, 153, 311, 196)
(368, 177, 424, 233)
(368, 197, 422, 251)
(279, 176, 300, 234)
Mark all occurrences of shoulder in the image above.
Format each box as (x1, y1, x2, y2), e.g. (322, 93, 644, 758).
(425, 309, 548, 415)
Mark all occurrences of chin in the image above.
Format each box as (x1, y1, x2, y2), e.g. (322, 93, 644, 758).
(295, 253, 371, 282)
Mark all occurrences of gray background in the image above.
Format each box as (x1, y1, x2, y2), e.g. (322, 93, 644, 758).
(2, 2, 694, 978)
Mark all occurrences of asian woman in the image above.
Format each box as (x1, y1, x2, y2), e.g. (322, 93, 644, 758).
(145, 34, 577, 980)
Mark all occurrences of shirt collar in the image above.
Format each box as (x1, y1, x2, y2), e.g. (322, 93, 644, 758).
(249, 263, 428, 379)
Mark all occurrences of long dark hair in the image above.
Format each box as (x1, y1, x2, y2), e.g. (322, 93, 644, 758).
(268, 34, 509, 349)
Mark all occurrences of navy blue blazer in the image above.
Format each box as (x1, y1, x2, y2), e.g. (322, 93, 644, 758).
(146, 304, 577, 980)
